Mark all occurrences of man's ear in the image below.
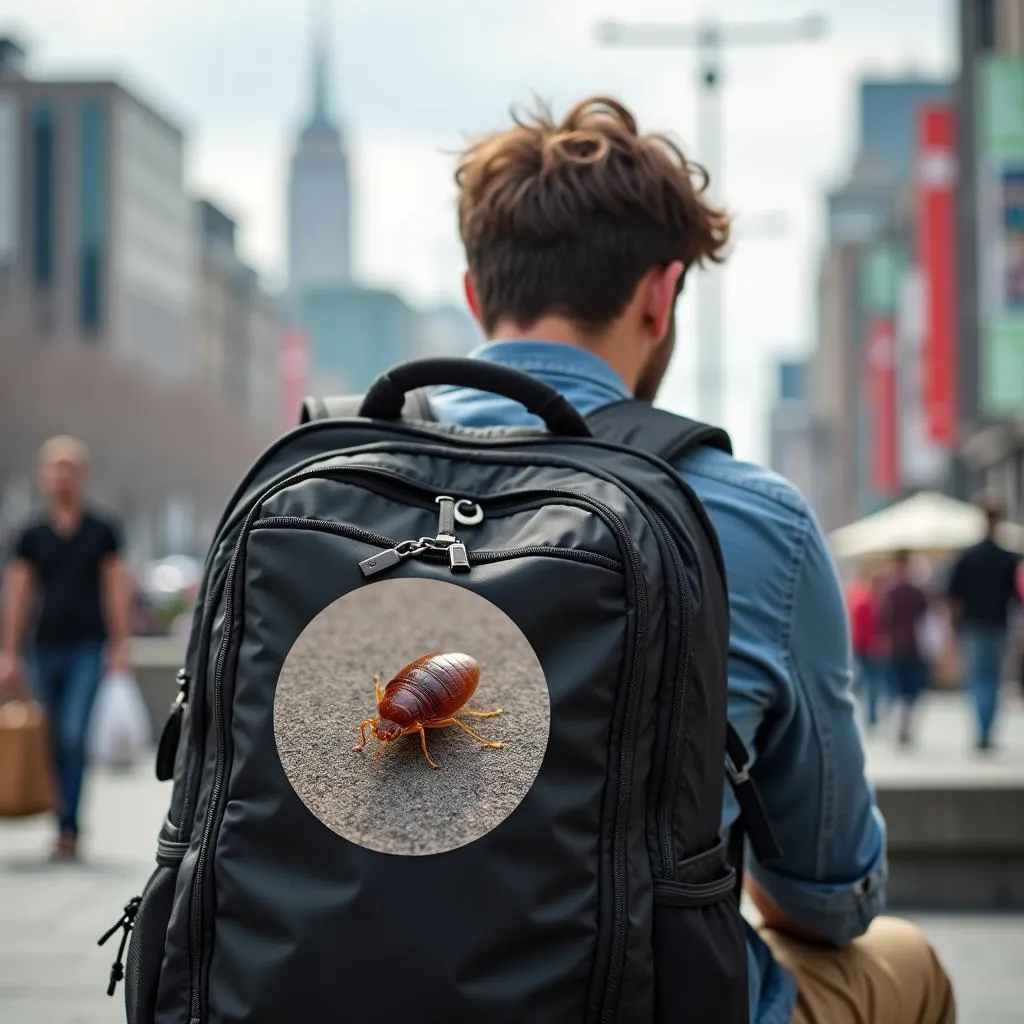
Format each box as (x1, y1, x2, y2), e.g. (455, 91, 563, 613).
(642, 261, 685, 341)
(464, 271, 482, 324)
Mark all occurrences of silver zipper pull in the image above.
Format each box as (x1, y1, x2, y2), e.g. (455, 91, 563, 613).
(435, 496, 471, 573)
(359, 539, 426, 579)
(448, 542, 470, 573)
(358, 547, 404, 578)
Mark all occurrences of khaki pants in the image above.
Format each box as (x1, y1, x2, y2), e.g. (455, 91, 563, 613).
(760, 917, 956, 1024)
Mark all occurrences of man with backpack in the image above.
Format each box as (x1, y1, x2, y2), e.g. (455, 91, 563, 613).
(429, 96, 954, 1024)
(114, 96, 955, 1024)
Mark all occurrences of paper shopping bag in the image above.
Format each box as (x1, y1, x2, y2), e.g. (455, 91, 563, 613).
(0, 699, 58, 818)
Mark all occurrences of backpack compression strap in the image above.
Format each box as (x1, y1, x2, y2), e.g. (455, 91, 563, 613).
(586, 399, 781, 889)
(584, 398, 733, 461)
(298, 387, 436, 425)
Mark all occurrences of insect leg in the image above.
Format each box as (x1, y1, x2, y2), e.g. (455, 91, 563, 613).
(460, 706, 503, 719)
(427, 717, 504, 750)
(415, 724, 441, 770)
(353, 719, 375, 753)
(374, 674, 384, 703)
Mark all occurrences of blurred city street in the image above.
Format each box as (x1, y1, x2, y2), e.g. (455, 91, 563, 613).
(1, 692, 1023, 1024)
(2, 0, 1024, 1020)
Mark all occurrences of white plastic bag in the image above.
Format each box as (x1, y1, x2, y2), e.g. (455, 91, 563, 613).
(915, 607, 948, 664)
(88, 670, 152, 767)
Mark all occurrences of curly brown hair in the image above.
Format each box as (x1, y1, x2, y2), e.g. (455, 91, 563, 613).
(455, 95, 731, 335)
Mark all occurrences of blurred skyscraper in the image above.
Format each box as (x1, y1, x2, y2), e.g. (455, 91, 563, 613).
(0, 40, 194, 381)
(287, 1, 352, 299)
(958, 0, 1024, 521)
(809, 76, 951, 529)
(0, 38, 277, 560)
(284, 4, 422, 399)
(418, 303, 484, 358)
(806, 4, 1024, 531)
(193, 199, 282, 432)
(768, 360, 819, 511)
(298, 285, 417, 394)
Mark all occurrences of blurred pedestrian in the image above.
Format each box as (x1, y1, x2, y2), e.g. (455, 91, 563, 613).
(846, 566, 888, 729)
(945, 498, 1022, 751)
(0, 436, 132, 859)
(878, 550, 930, 748)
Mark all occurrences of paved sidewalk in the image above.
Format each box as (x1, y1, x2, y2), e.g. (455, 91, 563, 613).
(862, 686, 1024, 786)
(2, 692, 1023, 1022)
(0, 764, 162, 1024)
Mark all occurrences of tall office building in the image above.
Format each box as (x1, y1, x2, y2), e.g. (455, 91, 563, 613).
(287, 3, 352, 299)
(417, 304, 484, 358)
(299, 285, 417, 395)
(768, 360, 820, 513)
(957, 0, 1024, 520)
(810, 76, 949, 528)
(0, 41, 194, 381)
(193, 199, 283, 431)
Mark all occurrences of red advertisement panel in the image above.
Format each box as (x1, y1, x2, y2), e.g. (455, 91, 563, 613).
(867, 316, 899, 497)
(916, 105, 958, 446)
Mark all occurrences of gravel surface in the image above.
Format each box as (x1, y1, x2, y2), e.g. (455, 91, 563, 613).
(274, 577, 550, 855)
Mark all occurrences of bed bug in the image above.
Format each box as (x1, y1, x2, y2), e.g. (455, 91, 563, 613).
(354, 652, 504, 770)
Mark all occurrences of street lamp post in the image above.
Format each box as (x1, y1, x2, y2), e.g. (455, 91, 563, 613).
(596, 14, 827, 426)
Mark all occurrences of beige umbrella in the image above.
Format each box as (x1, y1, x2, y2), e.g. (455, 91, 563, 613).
(829, 490, 1024, 560)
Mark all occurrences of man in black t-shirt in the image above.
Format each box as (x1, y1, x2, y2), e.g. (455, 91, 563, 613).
(0, 436, 132, 859)
(946, 499, 1022, 751)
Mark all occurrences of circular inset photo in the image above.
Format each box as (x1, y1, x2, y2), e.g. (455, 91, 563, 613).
(274, 577, 550, 855)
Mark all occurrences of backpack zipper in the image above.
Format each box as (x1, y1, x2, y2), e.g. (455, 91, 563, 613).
(254, 515, 622, 576)
(187, 469, 649, 1024)
(647, 508, 697, 879)
(98, 896, 141, 997)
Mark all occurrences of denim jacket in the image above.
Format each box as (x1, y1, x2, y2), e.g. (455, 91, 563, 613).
(430, 340, 887, 1024)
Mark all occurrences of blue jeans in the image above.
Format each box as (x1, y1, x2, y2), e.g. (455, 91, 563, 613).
(888, 655, 928, 704)
(854, 654, 888, 726)
(30, 643, 105, 836)
(961, 625, 1007, 746)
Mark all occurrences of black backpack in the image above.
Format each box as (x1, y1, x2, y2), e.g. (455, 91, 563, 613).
(101, 358, 778, 1024)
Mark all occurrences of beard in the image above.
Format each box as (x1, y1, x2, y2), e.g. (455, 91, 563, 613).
(634, 317, 677, 404)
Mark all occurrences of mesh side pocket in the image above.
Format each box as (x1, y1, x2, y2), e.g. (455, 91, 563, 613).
(125, 862, 177, 1024)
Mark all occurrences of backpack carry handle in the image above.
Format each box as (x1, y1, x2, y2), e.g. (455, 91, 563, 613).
(359, 358, 592, 437)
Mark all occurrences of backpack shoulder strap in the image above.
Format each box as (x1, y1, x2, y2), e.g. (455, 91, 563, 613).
(299, 387, 436, 425)
(585, 398, 732, 463)
(588, 398, 780, 884)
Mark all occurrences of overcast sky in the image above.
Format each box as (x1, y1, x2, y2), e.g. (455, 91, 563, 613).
(6, 0, 955, 460)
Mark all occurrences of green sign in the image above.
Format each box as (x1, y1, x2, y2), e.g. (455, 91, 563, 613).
(861, 243, 903, 314)
(982, 321, 1024, 415)
(980, 57, 1024, 158)
(978, 57, 1024, 416)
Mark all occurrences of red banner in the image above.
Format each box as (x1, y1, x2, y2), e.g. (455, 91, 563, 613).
(867, 317, 899, 497)
(916, 105, 957, 446)
(279, 328, 310, 432)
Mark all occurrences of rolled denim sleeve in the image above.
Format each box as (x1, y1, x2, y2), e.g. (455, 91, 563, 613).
(747, 510, 887, 947)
